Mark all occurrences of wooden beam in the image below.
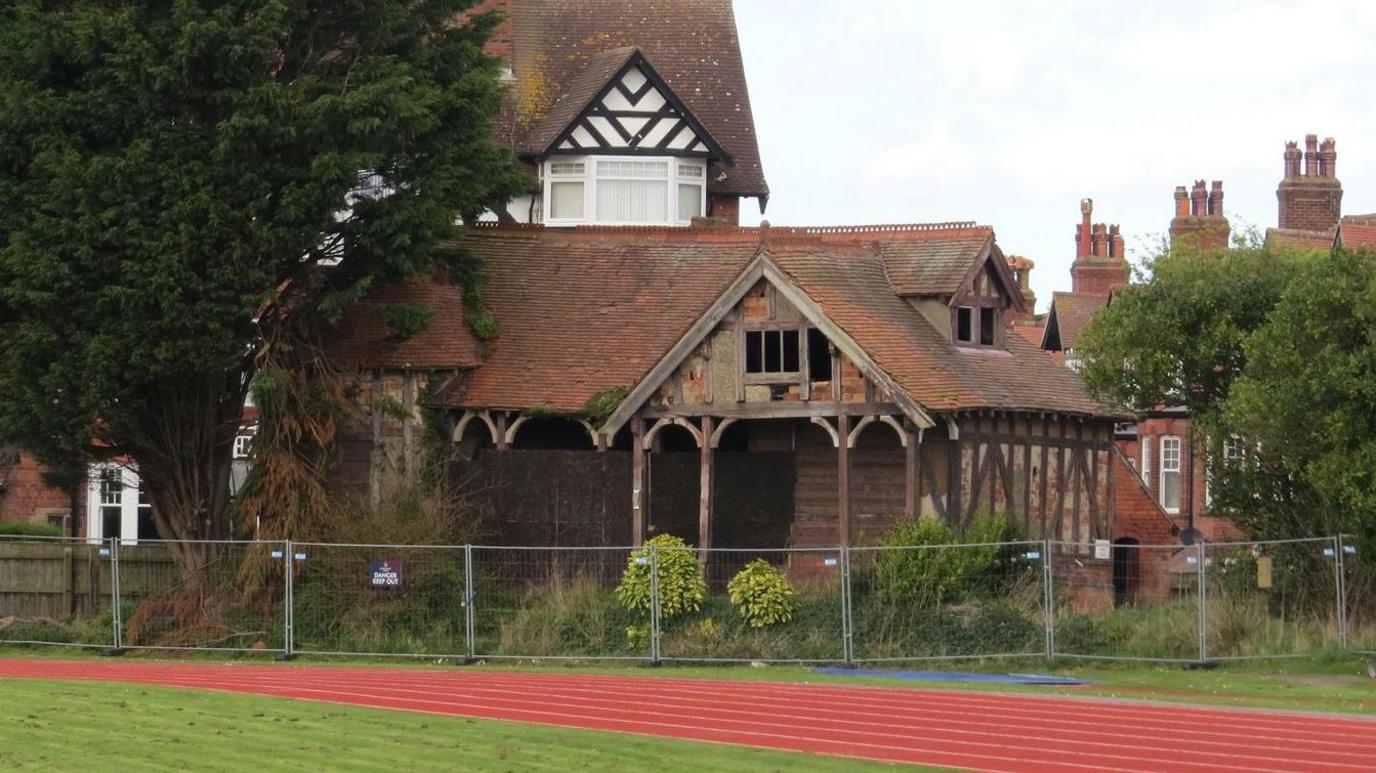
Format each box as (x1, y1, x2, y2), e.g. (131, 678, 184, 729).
(495, 412, 509, 452)
(699, 416, 714, 555)
(631, 418, 646, 547)
(837, 413, 851, 546)
(904, 426, 919, 519)
(642, 401, 902, 420)
(799, 324, 811, 401)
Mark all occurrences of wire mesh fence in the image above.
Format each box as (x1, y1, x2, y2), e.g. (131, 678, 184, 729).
(0, 535, 117, 649)
(1048, 540, 1204, 662)
(0, 532, 1366, 663)
(116, 539, 285, 653)
(1203, 538, 1341, 660)
(658, 547, 846, 663)
(849, 541, 1047, 662)
(292, 543, 467, 659)
(470, 546, 640, 660)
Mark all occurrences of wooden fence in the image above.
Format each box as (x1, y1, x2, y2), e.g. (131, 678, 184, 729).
(0, 541, 175, 619)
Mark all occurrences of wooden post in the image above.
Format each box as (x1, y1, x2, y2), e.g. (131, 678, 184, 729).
(837, 414, 851, 546)
(631, 417, 646, 547)
(698, 416, 714, 568)
(495, 412, 509, 451)
(904, 426, 918, 519)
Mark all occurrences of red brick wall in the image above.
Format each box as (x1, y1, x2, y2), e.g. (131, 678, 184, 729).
(708, 195, 741, 225)
(0, 451, 72, 527)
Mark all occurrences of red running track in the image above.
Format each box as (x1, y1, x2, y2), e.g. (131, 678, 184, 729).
(3, 659, 1375, 772)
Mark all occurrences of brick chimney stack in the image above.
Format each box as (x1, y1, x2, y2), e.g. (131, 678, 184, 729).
(1071, 198, 1130, 296)
(1277, 133, 1342, 233)
(1170, 179, 1231, 253)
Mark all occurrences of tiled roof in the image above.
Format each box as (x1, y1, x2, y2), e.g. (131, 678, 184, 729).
(501, 0, 768, 199)
(323, 276, 482, 370)
(1046, 292, 1109, 351)
(1265, 227, 1334, 252)
(771, 247, 1112, 416)
(437, 224, 1118, 419)
(877, 226, 994, 296)
(447, 227, 757, 411)
(525, 47, 638, 155)
(1338, 222, 1376, 250)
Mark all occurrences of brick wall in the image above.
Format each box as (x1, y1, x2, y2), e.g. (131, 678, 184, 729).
(0, 451, 71, 528)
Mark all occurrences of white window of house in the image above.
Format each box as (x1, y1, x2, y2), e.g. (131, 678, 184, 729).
(676, 160, 705, 221)
(546, 161, 586, 221)
(1141, 436, 1152, 480)
(1223, 435, 1245, 464)
(233, 434, 253, 459)
(87, 464, 155, 544)
(542, 156, 706, 226)
(595, 159, 668, 222)
(1159, 436, 1182, 513)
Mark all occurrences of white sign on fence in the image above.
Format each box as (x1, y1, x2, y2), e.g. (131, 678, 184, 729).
(1094, 539, 1111, 560)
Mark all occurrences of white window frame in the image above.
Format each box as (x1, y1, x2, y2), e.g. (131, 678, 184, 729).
(1159, 436, 1182, 514)
(233, 434, 253, 460)
(86, 463, 150, 545)
(541, 155, 706, 227)
(1141, 435, 1152, 480)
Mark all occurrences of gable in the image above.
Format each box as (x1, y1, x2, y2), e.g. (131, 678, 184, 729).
(543, 51, 728, 160)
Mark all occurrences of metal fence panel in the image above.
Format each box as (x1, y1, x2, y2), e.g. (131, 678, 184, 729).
(656, 547, 846, 663)
(1338, 537, 1376, 654)
(1203, 538, 1340, 660)
(0, 535, 117, 649)
(848, 540, 1046, 662)
(116, 539, 285, 653)
(291, 542, 466, 659)
(1050, 540, 1202, 662)
(470, 546, 642, 660)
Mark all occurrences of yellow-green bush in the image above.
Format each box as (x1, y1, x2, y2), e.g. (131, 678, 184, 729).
(727, 559, 797, 628)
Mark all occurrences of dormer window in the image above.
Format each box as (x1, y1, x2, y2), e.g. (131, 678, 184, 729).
(952, 264, 1006, 348)
(542, 156, 706, 226)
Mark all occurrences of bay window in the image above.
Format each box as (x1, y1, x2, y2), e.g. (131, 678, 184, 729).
(542, 156, 706, 226)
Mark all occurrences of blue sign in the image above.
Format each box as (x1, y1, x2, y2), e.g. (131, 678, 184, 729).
(369, 559, 403, 589)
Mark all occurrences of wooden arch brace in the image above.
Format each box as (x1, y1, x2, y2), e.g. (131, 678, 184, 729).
(708, 417, 737, 449)
(846, 415, 909, 448)
(810, 416, 841, 448)
(641, 416, 704, 450)
(452, 409, 500, 445)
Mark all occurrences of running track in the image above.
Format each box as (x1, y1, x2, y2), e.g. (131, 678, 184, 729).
(3, 659, 1375, 772)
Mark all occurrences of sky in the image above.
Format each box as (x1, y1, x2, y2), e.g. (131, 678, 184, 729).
(732, 0, 1376, 311)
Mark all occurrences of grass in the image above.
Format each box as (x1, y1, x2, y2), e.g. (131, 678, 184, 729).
(0, 678, 915, 772)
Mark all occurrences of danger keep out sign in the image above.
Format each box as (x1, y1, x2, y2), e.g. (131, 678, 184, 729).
(369, 559, 403, 589)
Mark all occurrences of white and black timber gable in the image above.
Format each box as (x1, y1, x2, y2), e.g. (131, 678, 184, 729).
(543, 51, 730, 162)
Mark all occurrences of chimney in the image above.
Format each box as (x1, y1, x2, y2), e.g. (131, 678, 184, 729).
(1304, 134, 1319, 177)
(1171, 180, 1231, 253)
(1190, 180, 1207, 217)
(1076, 198, 1093, 257)
(1284, 141, 1302, 178)
(1277, 134, 1343, 232)
(1320, 137, 1337, 178)
(1070, 198, 1130, 296)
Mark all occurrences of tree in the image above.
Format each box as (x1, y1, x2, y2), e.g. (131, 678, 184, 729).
(1219, 249, 1376, 548)
(1076, 241, 1304, 425)
(0, 2, 523, 576)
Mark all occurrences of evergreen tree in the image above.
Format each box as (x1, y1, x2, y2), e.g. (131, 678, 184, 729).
(0, 1, 522, 572)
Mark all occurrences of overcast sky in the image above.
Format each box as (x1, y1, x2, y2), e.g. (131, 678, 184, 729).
(733, 0, 1376, 310)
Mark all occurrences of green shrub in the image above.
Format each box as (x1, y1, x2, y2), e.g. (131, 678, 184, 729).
(872, 514, 1026, 606)
(727, 559, 797, 628)
(0, 522, 63, 538)
(615, 534, 704, 620)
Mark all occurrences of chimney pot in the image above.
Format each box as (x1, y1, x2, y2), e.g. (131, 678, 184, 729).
(1304, 134, 1320, 177)
(1208, 180, 1224, 216)
(1284, 140, 1302, 178)
(1320, 137, 1337, 178)
(1174, 185, 1189, 218)
(1190, 180, 1207, 217)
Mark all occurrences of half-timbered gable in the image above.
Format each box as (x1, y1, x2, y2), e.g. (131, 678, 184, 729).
(478, 0, 768, 225)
